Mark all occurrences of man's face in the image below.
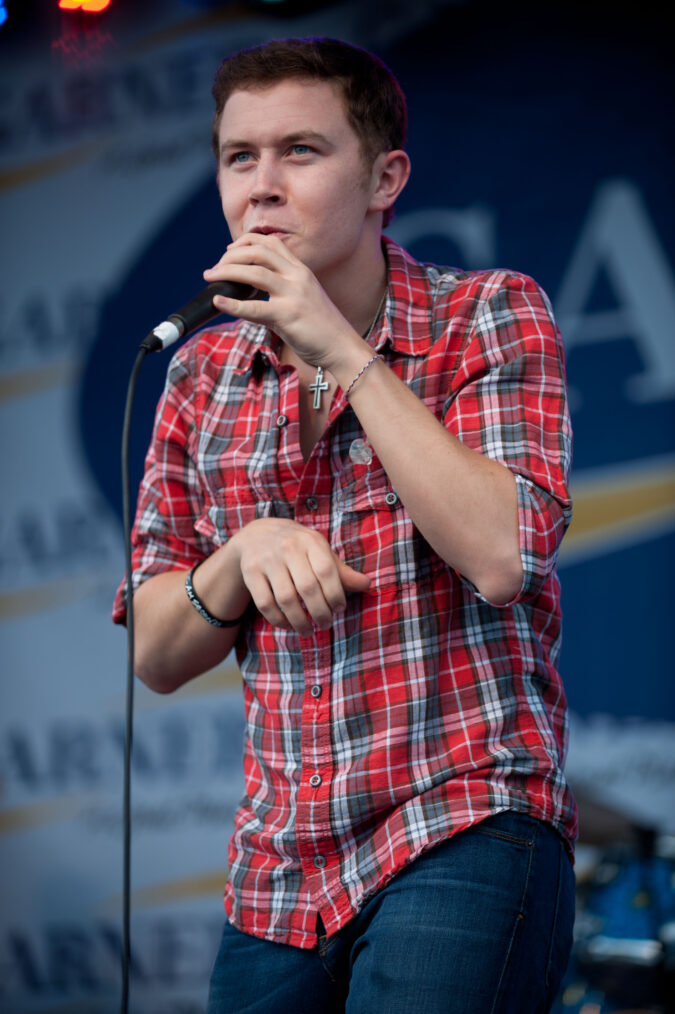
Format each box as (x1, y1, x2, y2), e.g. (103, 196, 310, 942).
(216, 78, 380, 284)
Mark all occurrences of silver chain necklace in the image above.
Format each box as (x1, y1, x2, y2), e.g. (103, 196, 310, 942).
(309, 288, 387, 411)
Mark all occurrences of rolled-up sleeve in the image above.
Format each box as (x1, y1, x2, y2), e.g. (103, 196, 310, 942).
(444, 271, 572, 604)
(112, 345, 211, 624)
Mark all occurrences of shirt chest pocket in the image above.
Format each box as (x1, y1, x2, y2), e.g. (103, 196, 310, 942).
(335, 459, 426, 589)
(338, 458, 400, 512)
(193, 428, 291, 547)
(194, 490, 291, 548)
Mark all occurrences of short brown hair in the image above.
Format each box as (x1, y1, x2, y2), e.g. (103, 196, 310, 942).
(212, 36, 407, 170)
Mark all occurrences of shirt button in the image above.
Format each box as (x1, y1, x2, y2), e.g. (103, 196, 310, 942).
(310, 684, 322, 698)
(305, 496, 319, 511)
(276, 414, 288, 427)
(309, 774, 322, 788)
(313, 855, 326, 869)
(385, 491, 398, 506)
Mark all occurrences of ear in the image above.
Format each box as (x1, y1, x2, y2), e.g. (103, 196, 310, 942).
(368, 150, 411, 215)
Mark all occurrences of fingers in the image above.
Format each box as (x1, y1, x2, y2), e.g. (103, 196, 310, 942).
(203, 238, 304, 328)
(202, 234, 356, 369)
(234, 521, 366, 637)
(207, 261, 274, 290)
(303, 541, 348, 619)
(337, 559, 372, 593)
(247, 544, 342, 637)
(204, 234, 297, 289)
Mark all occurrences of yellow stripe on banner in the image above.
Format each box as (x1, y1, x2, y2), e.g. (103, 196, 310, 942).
(0, 575, 94, 621)
(131, 661, 242, 712)
(127, 4, 256, 55)
(173, 662, 242, 696)
(0, 795, 82, 834)
(0, 361, 78, 401)
(130, 870, 227, 909)
(0, 140, 105, 193)
(561, 459, 675, 559)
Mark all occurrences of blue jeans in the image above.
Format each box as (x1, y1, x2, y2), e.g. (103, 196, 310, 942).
(206, 811, 575, 1014)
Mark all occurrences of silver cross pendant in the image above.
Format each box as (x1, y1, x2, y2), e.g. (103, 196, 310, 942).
(308, 365, 329, 410)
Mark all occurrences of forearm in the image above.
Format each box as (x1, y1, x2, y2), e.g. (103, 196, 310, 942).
(132, 516, 371, 691)
(331, 342, 523, 604)
(133, 541, 251, 693)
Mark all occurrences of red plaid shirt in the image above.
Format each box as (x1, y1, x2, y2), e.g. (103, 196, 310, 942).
(114, 238, 576, 948)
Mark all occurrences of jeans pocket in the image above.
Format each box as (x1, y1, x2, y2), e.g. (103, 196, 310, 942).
(470, 810, 539, 849)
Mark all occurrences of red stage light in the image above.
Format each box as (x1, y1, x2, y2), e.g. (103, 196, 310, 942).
(59, 0, 112, 11)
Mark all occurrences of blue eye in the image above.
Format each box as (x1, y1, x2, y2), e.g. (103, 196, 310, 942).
(292, 144, 311, 155)
(232, 152, 251, 163)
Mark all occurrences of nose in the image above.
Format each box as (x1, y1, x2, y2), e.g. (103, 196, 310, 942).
(248, 155, 285, 205)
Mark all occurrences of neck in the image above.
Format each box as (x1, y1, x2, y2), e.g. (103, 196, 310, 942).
(318, 227, 388, 336)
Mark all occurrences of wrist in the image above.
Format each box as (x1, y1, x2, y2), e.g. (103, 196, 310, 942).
(186, 562, 248, 628)
(326, 336, 377, 392)
(189, 542, 251, 622)
(343, 353, 385, 401)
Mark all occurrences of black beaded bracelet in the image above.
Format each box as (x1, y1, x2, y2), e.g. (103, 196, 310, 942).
(185, 563, 247, 628)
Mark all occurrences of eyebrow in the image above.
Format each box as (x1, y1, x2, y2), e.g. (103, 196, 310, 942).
(219, 130, 334, 157)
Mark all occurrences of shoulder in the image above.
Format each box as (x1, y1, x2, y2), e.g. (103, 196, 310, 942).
(382, 237, 559, 362)
(383, 236, 553, 318)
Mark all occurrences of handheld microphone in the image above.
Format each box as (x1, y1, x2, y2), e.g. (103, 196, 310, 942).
(142, 281, 262, 353)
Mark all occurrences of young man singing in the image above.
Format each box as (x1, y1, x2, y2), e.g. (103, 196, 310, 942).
(114, 36, 576, 1014)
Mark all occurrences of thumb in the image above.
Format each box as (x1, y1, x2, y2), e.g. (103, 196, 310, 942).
(337, 559, 371, 592)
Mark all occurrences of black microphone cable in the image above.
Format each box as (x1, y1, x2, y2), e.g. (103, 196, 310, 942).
(120, 343, 145, 1014)
(119, 280, 260, 1014)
